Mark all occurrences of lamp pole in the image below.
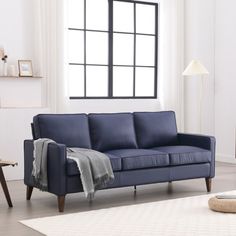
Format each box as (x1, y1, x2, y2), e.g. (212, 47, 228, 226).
(182, 60, 209, 134)
(199, 75, 204, 133)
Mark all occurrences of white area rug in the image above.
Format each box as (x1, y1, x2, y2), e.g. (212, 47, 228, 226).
(20, 191, 236, 236)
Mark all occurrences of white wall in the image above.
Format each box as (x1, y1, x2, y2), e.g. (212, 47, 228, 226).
(0, 0, 45, 108)
(59, 99, 160, 113)
(184, 0, 215, 135)
(0, 78, 44, 108)
(0, 0, 34, 67)
(0, 108, 49, 180)
(184, 0, 236, 164)
(215, 0, 236, 163)
(0, 0, 49, 180)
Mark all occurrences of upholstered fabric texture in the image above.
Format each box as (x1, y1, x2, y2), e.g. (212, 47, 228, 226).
(134, 111, 178, 148)
(153, 146, 211, 166)
(67, 153, 122, 176)
(106, 149, 169, 170)
(89, 113, 138, 151)
(33, 114, 91, 148)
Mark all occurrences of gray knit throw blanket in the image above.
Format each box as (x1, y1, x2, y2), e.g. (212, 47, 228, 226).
(67, 148, 114, 201)
(32, 138, 55, 191)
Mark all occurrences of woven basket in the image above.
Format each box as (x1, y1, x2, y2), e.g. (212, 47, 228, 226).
(208, 197, 236, 213)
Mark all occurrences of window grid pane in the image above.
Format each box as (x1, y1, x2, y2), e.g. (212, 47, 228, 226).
(68, 0, 84, 29)
(136, 4, 155, 34)
(68, 30, 84, 63)
(113, 33, 134, 66)
(136, 35, 155, 66)
(113, 1, 134, 33)
(68, 65, 84, 97)
(135, 67, 155, 97)
(86, 31, 108, 65)
(86, 66, 108, 97)
(113, 66, 133, 97)
(86, 0, 108, 31)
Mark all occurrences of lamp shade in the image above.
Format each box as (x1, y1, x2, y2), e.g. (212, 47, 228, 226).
(182, 60, 209, 76)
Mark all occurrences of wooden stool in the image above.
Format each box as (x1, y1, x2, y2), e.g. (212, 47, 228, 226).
(0, 160, 17, 207)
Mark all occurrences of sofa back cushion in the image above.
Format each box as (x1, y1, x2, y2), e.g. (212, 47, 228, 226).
(134, 111, 178, 148)
(89, 113, 138, 151)
(33, 114, 91, 148)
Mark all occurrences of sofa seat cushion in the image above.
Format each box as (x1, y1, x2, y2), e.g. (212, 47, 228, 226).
(106, 149, 169, 170)
(66, 153, 122, 176)
(153, 146, 211, 166)
(106, 153, 122, 172)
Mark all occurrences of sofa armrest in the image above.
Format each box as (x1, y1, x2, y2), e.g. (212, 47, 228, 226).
(47, 142, 67, 196)
(178, 133, 215, 151)
(178, 133, 216, 178)
(24, 140, 35, 187)
(24, 140, 67, 196)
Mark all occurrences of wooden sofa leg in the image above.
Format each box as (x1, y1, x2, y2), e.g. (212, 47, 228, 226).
(26, 186, 33, 200)
(205, 178, 212, 192)
(58, 196, 65, 212)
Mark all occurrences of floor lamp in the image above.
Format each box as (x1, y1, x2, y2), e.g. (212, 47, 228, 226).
(182, 60, 209, 133)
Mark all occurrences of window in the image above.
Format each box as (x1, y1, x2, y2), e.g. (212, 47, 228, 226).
(67, 0, 158, 99)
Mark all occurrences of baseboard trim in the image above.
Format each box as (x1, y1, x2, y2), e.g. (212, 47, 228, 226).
(216, 153, 236, 164)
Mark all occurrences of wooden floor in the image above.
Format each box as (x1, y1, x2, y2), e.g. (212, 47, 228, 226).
(1, 162, 236, 236)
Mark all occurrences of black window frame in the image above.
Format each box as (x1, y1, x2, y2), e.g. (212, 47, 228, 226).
(68, 0, 158, 99)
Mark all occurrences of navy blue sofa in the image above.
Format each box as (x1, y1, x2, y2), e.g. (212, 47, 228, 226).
(24, 111, 215, 212)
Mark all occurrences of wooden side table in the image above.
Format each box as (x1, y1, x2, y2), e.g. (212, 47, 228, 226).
(0, 160, 17, 207)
